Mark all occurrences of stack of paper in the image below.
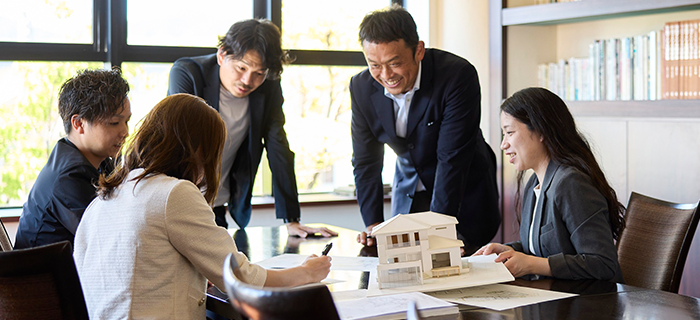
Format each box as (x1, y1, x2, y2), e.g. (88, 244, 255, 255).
(332, 290, 458, 320)
(428, 284, 578, 311)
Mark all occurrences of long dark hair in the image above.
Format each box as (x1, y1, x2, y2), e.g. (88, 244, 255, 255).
(501, 87, 625, 240)
(97, 93, 226, 204)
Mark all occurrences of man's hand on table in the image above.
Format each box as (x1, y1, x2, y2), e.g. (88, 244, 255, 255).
(357, 222, 380, 246)
(286, 222, 338, 238)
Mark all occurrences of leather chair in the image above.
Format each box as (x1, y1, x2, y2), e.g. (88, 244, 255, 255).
(617, 192, 700, 293)
(0, 219, 12, 251)
(222, 253, 340, 320)
(0, 240, 89, 319)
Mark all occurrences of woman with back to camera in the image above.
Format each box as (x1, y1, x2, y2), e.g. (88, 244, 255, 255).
(73, 93, 331, 319)
(473, 87, 625, 282)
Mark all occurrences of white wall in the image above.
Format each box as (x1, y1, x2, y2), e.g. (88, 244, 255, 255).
(425, 0, 492, 145)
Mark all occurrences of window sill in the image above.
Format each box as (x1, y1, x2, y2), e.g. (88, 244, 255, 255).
(252, 193, 391, 209)
(0, 207, 22, 222)
(0, 193, 392, 221)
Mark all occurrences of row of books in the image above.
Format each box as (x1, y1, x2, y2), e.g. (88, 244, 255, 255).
(537, 19, 700, 101)
(663, 20, 700, 100)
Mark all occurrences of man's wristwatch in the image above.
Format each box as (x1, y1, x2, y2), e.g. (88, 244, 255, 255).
(284, 217, 300, 223)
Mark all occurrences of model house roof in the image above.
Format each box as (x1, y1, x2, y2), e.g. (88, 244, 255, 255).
(428, 235, 464, 251)
(371, 211, 458, 235)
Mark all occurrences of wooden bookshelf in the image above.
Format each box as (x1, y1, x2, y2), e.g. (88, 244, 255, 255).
(503, 0, 700, 26)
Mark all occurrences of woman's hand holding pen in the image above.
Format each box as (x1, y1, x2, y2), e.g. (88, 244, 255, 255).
(300, 254, 332, 283)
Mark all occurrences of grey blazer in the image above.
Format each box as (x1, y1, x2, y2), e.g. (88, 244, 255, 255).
(507, 161, 624, 282)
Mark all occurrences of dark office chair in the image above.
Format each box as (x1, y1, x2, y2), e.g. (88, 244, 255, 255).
(0, 219, 12, 251)
(617, 192, 700, 293)
(0, 240, 89, 319)
(223, 253, 341, 320)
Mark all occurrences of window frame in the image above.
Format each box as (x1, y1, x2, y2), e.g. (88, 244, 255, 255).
(0, 0, 403, 197)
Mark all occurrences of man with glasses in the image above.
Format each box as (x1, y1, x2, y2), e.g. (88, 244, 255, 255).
(168, 19, 336, 238)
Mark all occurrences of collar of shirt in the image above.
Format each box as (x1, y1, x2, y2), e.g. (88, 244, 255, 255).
(384, 62, 422, 139)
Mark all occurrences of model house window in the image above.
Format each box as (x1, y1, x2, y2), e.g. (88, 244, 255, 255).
(389, 235, 399, 248)
(431, 252, 451, 268)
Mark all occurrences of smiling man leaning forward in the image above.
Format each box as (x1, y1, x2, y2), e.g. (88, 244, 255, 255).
(350, 4, 501, 256)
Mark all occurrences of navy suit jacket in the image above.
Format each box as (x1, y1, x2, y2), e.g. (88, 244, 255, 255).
(507, 161, 624, 282)
(167, 54, 299, 227)
(15, 138, 113, 249)
(350, 48, 500, 247)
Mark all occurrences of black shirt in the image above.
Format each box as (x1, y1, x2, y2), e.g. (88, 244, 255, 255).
(14, 138, 114, 249)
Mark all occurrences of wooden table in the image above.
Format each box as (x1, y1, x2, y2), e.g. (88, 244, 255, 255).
(207, 224, 700, 320)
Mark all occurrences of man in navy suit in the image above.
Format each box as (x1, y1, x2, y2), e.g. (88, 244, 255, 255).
(351, 5, 500, 255)
(168, 19, 335, 238)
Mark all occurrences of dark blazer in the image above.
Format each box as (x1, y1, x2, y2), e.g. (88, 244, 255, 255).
(350, 48, 500, 247)
(168, 54, 299, 227)
(508, 161, 624, 282)
(14, 138, 113, 249)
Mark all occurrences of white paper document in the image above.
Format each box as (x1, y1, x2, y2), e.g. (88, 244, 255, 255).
(366, 255, 515, 297)
(428, 284, 578, 311)
(333, 291, 458, 320)
(254, 253, 378, 272)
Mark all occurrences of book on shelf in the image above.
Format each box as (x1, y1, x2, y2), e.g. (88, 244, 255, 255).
(536, 18, 699, 102)
(661, 19, 700, 100)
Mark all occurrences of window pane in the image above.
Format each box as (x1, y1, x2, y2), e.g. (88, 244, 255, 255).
(0, 0, 92, 43)
(127, 1, 253, 47)
(0, 61, 103, 207)
(281, 64, 395, 194)
(281, 1, 389, 51)
(120, 62, 270, 197)
(120, 62, 172, 131)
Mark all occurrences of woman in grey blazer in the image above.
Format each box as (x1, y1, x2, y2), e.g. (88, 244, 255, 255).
(474, 87, 624, 283)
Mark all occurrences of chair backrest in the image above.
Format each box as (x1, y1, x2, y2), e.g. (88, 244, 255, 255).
(0, 241, 89, 319)
(223, 253, 340, 320)
(617, 192, 700, 293)
(0, 219, 12, 251)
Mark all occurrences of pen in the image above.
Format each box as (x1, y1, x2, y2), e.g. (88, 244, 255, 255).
(321, 242, 333, 256)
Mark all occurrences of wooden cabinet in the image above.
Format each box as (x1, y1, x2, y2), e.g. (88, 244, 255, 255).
(489, 0, 700, 297)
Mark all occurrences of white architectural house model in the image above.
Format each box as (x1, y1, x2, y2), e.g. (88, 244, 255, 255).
(372, 211, 466, 289)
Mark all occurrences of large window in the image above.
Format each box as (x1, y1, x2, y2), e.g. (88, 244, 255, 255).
(0, 0, 93, 44)
(0, 0, 417, 206)
(126, 1, 252, 47)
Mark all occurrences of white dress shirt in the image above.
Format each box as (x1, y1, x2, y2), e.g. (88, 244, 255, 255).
(384, 63, 425, 192)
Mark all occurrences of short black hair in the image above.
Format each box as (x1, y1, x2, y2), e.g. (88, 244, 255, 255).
(58, 68, 130, 134)
(359, 4, 419, 53)
(218, 19, 292, 80)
